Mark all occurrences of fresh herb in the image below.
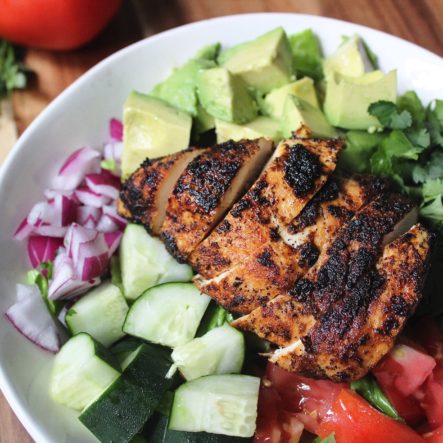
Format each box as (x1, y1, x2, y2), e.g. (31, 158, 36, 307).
(101, 159, 117, 173)
(0, 39, 28, 98)
(313, 433, 336, 443)
(368, 101, 412, 130)
(289, 29, 324, 81)
(351, 375, 402, 420)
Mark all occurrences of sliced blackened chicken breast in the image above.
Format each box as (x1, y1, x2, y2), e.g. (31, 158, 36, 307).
(118, 147, 205, 234)
(270, 224, 432, 382)
(190, 137, 343, 279)
(195, 175, 388, 314)
(232, 193, 417, 346)
(160, 139, 274, 262)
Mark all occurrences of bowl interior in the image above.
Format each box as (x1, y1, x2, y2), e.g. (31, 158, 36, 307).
(0, 12, 442, 443)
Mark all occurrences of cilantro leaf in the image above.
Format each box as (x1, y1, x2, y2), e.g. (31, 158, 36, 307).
(426, 99, 443, 147)
(422, 179, 443, 202)
(412, 151, 443, 184)
(397, 91, 426, 125)
(405, 127, 430, 148)
(368, 101, 412, 130)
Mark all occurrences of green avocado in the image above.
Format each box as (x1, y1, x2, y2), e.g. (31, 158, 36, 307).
(150, 58, 215, 116)
(323, 35, 375, 78)
(324, 70, 397, 130)
(262, 77, 319, 119)
(215, 116, 281, 143)
(281, 95, 337, 138)
(122, 91, 192, 178)
(195, 42, 221, 61)
(196, 67, 257, 124)
(218, 27, 294, 93)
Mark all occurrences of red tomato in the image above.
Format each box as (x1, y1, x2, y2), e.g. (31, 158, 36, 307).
(421, 366, 443, 430)
(266, 363, 345, 434)
(0, 0, 122, 50)
(254, 383, 304, 443)
(373, 344, 436, 397)
(424, 425, 443, 443)
(317, 389, 425, 443)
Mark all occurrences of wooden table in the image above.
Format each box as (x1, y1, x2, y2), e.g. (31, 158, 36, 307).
(1, 0, 442, 441)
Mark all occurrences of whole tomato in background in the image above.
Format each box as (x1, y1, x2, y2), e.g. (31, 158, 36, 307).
(0, 0, 123, 50)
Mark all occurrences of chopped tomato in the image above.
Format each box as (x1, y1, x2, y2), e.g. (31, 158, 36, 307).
(424, 425, 443, 443)
(254, 382, 304, 443)
(317, 389, 425, 443)
(266, 363, 345, 434)
(421, 366, 443, 430)
(373, 344, 436, 397)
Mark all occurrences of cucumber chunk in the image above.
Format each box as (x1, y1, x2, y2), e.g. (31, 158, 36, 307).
(120, 224, 193, 300)
(80, 343, 175, 443)
(123, 283, 210, 347)
(196, 302, 234, 337)
(171, 324, 244, 380)
(148, 413, 251, 442)
(169, 375, 260, 437)
(50, 333, 120, 411)
(66, 282, 128, 347)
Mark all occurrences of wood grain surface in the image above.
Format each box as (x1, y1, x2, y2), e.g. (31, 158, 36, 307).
(1, 1, 442, 442)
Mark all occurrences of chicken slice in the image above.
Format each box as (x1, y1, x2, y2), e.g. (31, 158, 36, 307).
(117, 147, 205, 234)
(189, 136, 343, 278)
(271, 224, 432, 381)
(232, 193, 417, 346)
(160, 138, 274, 262)
(195, 175, 388, 314)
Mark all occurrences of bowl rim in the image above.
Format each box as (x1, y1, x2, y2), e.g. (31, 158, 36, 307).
(0, 11, 442, 443)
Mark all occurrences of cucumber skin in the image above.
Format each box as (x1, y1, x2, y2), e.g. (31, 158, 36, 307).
(149, 414, 252, 443)
(80, 343, 176, 443)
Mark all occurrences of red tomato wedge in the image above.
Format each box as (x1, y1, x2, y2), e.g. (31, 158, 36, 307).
(317, 389, 425, 443)
(265, 363, 345, 434)
(373, 344, 436, 397)
(421, 366, 443, 430)
(424, 425, 443, 443)
(0, 0, 122, 50)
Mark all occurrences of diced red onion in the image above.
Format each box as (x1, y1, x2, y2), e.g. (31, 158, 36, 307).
(76, 206, 102, 228)
(104, 142, 123, 164)
(27, 236, 63, 268)
(5, 284, 61, 353)
(85, 170, 120, 199)
(104, 231, 123, 257)
(75, 187, 112, 208)
(96, 215, 120, 233)
(64, 224, 97, 261)
(32, 225, 67, 238)
(48, 251, 100, 300)
(14, 217, 35, 240)
(75, 234, 109, 280)
(102, 205, 127, 230)
(109, 118, 123, 142)
(52, 147, 101, 191)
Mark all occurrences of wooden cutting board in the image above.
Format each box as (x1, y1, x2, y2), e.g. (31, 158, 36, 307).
(1, 1, 442, 442)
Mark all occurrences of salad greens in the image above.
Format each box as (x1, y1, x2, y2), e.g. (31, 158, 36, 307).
(0, 39, 28, 97)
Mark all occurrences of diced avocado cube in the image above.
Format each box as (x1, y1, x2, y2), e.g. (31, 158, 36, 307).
(219, 27, 294, 93)
(150, 58, 215, 116)
(262, 77, 319, 118)
(289, 28, 324, 81)
(196, 67, 257, 124)
(122, 91, 192, 178)
(195, 103, 215, 134)
(215, 116, 281, 143)
(195, 42, 221, 61)
(281, 95, 337, 138)
(323, 35, 375, 78)
(324, 70, 397, 130)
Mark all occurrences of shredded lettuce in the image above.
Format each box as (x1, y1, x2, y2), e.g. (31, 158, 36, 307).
(289, 29, 324, 81)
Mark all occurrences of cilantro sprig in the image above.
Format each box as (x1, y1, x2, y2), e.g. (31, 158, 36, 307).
(0, 39, 28, 98)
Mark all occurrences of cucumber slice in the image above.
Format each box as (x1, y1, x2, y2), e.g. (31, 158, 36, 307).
(80, 343, 175, 443)
(123, 283, 210, 347)
(148, 413, 251, 442)
(50, 333, 120, 411)
(171, 324, 244, 380)
(120, 224, 193, 301)
(65, 282, 128, 347)
(169, 375, 260, 437)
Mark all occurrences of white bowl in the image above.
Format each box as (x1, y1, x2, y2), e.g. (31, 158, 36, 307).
(0, 13, 442, 443)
